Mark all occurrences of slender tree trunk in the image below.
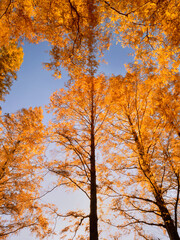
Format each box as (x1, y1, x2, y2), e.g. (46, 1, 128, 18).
(90, 78, 98, 240)
(89, 113, 98, 240)
(87, 0, 98, 238)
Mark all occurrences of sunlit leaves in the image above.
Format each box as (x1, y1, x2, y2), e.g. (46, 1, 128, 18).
(107, 72, 180, 239)
(0, 107, 51, 239)
(0, 42, 23, 102)
(47, 73, 112, 238)
(0, 1, 179, 239)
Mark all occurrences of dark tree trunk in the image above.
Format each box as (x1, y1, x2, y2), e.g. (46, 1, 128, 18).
(87, 0, 98, 238)
(90, 78, 98, 240)
(155, 194, 180, 240)
(90, 130, 98, 240)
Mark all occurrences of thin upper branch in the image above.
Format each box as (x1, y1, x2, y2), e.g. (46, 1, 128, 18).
(0, 0, 12, 20)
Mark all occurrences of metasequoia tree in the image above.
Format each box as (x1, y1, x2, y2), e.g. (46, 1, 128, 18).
(0, 1, 179, 239)
(0, 42, 23, 102)
(47, 74, 111, 239)
(0, 107, 51, 239)
(104, 73, 180, 240)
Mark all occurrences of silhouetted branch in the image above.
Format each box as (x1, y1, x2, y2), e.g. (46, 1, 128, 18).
(0, 0, 12, 19)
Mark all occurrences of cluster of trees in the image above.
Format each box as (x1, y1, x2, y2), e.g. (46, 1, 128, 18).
(0, 0, 179, 239)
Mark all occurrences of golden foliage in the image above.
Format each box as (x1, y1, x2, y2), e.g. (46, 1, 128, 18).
(47, 73, 110, 191)
(106, 71, 180, 239)
(47, 73, 113, 238)
(0, 41, 23, 101)
(0, 107, 51, 239)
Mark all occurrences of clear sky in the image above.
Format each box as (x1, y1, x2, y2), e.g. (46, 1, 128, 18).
(1, 41, 133, 114)
(3, 41, 137, 240)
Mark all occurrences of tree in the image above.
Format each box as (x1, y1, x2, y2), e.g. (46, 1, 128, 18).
(0, 107, 51, 239)
(47, 73, 111, 239)
(0, 42, 23, 102)
(105, 72, 180, 239)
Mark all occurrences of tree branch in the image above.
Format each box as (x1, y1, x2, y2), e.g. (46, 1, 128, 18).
(0, 0, 12, 20)
(49, 168, 90, 199)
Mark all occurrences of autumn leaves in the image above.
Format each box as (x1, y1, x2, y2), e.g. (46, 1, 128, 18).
(0, 108, 50, 238)
(106, 73, 180, 239)
(46, 72, 180, 239)
(0, 0, 180, 239)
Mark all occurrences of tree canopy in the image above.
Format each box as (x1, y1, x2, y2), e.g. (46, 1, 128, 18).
(0, 0, 179, 239)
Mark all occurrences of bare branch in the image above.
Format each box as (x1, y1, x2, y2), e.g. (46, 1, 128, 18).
(49, 168, 90, 199)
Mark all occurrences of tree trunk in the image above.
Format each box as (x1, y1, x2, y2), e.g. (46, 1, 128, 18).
(87, 0, 98, 238)
(155, 194, 180, 240)
(90, 77, 98, 240)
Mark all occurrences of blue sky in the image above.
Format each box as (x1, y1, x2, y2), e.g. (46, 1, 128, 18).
(3, 41, 136, 240)
(1, 41, 133, 114)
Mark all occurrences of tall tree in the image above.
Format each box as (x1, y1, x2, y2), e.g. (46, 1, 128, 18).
(105, 73, 180, 239)
(0, 107, 50, 239)
(47, 73, 110, 239)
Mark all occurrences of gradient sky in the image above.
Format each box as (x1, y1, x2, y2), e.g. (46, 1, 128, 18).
(2, 41, 138, 240)
(1, 41, 133, 114)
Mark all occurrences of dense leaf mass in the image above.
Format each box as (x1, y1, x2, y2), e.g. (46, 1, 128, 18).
(0, 42, 23, 101)
(0, 108, 50, 239)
